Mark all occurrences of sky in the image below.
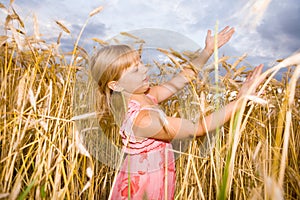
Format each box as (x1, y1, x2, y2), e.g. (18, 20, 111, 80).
(1, 0, 300, 67)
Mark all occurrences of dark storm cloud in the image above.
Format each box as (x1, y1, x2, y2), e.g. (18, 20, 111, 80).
(277, 5, 300, 49)
(257, 0, 300, 56)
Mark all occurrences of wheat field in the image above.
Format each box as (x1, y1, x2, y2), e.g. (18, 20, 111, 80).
(1, 3, 300, 200)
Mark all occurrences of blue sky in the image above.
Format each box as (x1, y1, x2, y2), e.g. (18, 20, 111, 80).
(1, 0, 300, 67)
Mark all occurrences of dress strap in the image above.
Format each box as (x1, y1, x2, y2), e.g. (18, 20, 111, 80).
(140, 107, 169, 128)
(121, 94, 167, 143)
(145, 93, 158, 105)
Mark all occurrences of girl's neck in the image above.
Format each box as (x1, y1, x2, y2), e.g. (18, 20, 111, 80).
(123, 91, 154, 106)
(124, 92, 145, 101)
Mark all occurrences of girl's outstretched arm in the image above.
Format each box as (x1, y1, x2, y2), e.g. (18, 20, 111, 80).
(133, 99, 240, 141)
(134, 64, 264, 141)
(149, 26, 235, 103)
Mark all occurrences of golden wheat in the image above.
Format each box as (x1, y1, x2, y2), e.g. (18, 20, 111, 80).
(1, 3, 299, 200)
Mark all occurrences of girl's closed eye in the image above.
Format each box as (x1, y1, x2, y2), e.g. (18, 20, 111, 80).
(133, 62, 142, 72)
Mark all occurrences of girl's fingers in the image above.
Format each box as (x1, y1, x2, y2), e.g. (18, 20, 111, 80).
(239, 64, 265, 97)
(219, 27, 228, 35)
(219, 28, 235, 44)
(246, 71, 253, 81)
(207, 30, 212, 37)
(249, 64, 263, 79)
(252, 64, 263, 78)
(221, 26, 230, 33)
(219, 26, 233, 37)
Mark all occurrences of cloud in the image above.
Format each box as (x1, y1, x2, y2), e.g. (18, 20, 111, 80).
(217, 0, 300, 65)
(109, 28, 200, 51)
(82, 22, 107, 39)
(3, 0, 299, 66)
(230, 0, 272, 31)
(257, 0, 300, 57)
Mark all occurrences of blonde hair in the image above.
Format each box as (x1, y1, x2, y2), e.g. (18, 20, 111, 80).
(90, 45, 140, 126)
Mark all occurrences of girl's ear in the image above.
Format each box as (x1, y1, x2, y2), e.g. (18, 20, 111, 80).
(108, 81, 123, 92)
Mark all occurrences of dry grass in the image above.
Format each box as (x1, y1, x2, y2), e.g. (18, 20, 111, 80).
(1, 2, 300, 200)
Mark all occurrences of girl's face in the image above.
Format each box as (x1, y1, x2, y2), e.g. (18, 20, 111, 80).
(117, 59, 149, 94)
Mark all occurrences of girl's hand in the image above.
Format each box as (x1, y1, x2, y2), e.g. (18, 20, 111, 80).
(204, 26, 235, 55)
(237, 64, 264, 99)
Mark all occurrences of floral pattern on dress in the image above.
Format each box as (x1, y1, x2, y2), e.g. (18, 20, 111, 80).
(110, 95, 176, 200)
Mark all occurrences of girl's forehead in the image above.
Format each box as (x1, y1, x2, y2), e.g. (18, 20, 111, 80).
(127, 51, 141, 64)
(128, 59, 141, 70)
(121, 59, 141, 74)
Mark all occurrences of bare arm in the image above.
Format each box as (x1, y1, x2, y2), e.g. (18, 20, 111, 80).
(148, 49, 211, 103)
(133, 99, 240, 141)
(149, 26, 235, 103)
(135, 64, 264, 141)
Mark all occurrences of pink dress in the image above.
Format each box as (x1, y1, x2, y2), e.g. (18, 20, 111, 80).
(110, 95, 176, 200)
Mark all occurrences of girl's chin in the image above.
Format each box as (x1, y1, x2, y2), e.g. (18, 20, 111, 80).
(130, 85, 150, 95)
(144, 83, 150, 90)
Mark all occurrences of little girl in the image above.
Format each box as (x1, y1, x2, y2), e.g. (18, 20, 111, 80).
(90, 26, 264, 199)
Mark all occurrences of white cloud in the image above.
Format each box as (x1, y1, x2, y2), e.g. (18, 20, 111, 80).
(230, 0, 272, 32)
(3, 0, 299, 66)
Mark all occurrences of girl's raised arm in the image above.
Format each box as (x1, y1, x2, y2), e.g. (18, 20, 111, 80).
(135, 64, 264, 141)
(148, 26, 235, 103)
